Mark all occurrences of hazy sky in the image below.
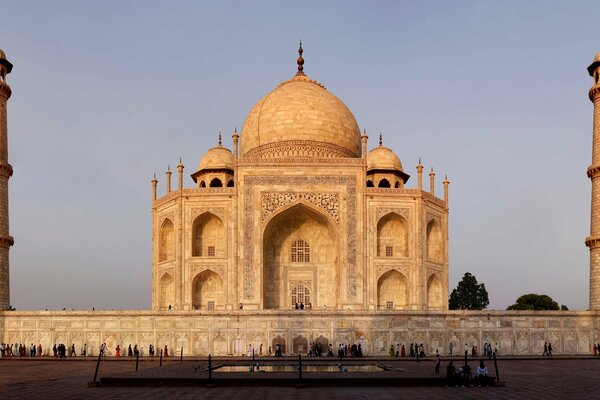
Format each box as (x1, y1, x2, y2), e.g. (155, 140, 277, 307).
(1, 0, 598, 310)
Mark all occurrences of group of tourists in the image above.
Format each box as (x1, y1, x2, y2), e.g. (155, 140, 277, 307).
(294, 302, 312, 310)
(0, 343, 43, 357)
(445, 359, 493, 387)
(388, 342, 426, 358)
(542, 342, 553, 357)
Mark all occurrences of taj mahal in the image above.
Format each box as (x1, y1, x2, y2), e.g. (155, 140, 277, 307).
(1, 46, 600, 356)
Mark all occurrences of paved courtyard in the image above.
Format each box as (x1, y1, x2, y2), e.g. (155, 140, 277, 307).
(1, 356, 599, 399)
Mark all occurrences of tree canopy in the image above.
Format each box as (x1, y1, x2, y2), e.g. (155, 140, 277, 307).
(448, 272, 489, 310)
(506, 293, 567, 311)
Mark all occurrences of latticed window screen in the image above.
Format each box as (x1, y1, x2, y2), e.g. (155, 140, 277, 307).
(291, 284, 311, 305)
(207, 246, 216, 257)
(207, 301, 215, 310)
(291, 239, 310, 262)
(386, 301, 394, 310)
(385, 246, 393, 257)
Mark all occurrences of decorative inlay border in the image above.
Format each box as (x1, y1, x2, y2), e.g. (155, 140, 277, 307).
(189, 264, 225, 280)
(375, 207, 409, 221)
(375, 264, 411, 279)
(244, 176, 357, 300)
(262, 192, 339, 224)
(244, 140, 358, 159)
(191, 207, 225, 221)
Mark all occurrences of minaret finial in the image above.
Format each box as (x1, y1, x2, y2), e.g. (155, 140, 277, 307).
(296, 41, 305, 76)
(218, 131, 222, 146)
(379, 133, 383, 146)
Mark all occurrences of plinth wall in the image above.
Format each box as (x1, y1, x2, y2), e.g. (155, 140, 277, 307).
(0, 310, 597, 356)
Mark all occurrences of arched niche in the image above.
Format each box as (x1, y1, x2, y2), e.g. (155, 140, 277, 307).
(192, 213, 224, 257)
(200, 180, 206, 188)
(377, 269, 408, 310)
(366, 180, 374, 187)
(427, 273, 443, 309)
(159, 273, 174, 310)
(159, 219, 175, 262)
(378, 178, 390, 188)
(192, 270, 225, 310)
(262, 203, 338, 309)
(377, 213, 408, 257)
(426, 219, 442, 262)
(210, 178, 223, 187)
(227, 179, 234, 187)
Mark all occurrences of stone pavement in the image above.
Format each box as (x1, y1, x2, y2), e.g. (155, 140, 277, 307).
(1, 356, 600, 399)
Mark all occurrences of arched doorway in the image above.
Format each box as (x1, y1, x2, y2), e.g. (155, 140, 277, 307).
(426, 220, 442, 262)
(377, 213, 408, 257)
(192, 212, 224, 257)
(377, 270, 408, 309)
(272, 335, 286, 354)
(427, 273, 443, 309)
(159, 273, 174, 310)
(192, 270, 225, 310)
(293, 335, 308, 354)
(262, 203, 338, 309)
(159, 219, 175, 262)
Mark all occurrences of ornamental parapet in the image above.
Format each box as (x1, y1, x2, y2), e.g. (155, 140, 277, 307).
(587, 165, 600, 178)
(0, 163, 13, 178)
(0, 81, 11, 99)
(590, 86, 600, 102)
(366, 188, 420, 197)
(155, 187, 235, 207)
(0, 235, 14, 247)
(586, 235, 600, 248)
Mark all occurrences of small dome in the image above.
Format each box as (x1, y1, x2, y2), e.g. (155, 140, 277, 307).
(197, 145, 234, 172)
(367, 145, 403, 172)
(240, 74, 361, 158)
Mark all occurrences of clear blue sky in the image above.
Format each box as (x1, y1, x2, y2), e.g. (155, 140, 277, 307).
(1, 0, 597, 310)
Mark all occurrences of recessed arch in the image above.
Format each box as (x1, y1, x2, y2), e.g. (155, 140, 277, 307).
(427, 273, 443, 309)
(227, 179, 234, 187)
(192, 270, 225, 310)
(394, 181, 400, 188)
(159, 219, 175, 262)
(209, 178, 223, 187)
(263, 202, 338, 309)
(377, 269, 408, 310)
(377, 213, 408, 257)
(378, 178, 390, 188)
(159, 273, 174, 310)
(192, 212, 224, 257)
(426, 219, 442, 262)
(366, 180, 374, 187)
(200, 180, 206, 188)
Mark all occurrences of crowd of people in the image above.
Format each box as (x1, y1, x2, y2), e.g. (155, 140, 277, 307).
(388, 342, 426, 358)
(445, 360, 494, 387)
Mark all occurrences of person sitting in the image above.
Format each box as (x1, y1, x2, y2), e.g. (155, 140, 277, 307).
(476, 359, 490, 386)
(445, 361, 456, 387)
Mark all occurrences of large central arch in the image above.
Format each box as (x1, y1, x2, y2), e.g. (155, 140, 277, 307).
(262, 203, 339, 309)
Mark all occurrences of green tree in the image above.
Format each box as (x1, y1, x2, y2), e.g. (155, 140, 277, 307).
(506, 294, 562, 311)
(448, 272, 489, 310)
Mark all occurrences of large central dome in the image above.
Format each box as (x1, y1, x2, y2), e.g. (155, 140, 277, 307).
(240, 70, 361, 159)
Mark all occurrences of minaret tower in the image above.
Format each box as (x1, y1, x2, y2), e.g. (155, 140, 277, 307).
(587, 53, 600, 310)
(0, 49, 14, 310)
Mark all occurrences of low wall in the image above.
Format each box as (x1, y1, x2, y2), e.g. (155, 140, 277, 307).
(1, 310, 598, 356)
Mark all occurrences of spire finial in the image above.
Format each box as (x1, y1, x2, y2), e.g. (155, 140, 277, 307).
(418, 157, 422, 165)
(296, 41, 305, 76)
(379, 133, 383, 146)
(167, 165, 171, 172)
(218, 131, 222, 146)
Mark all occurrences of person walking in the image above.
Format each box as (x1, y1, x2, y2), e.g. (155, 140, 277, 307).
(449, 342, 453, 356)
(434, 353, 441, 375)
(548, 342, 553, 357)
(542, 342, 548, 357)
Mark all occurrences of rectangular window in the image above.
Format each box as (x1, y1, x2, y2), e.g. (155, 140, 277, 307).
(207, 301, 215, 311)
(385, 246, 393, 257)
(386, 301, 394, 310)
(207, 246, 216, 257)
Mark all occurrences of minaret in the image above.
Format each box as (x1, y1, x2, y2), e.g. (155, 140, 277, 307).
(0, 49, 14, 310)
(416, 159, 423, 191)
(586, 53, 600, 310)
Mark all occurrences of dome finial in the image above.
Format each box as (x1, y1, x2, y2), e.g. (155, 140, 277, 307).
(296, 40, 305, 76)
(218, 131, 222, 146)
(379, 133, 383, 146)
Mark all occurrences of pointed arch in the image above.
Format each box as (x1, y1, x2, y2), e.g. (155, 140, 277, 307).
(377, 213, 408, 257)
(378, 178, 390, 188)
(366, 180, 374, 187)
(426, 219, 442, 262)
(263, 202, 339, 309)
(192, 270, 225, 310)
(209, 178, 223, 187)
(377, 269, 408, 310)
(159, 219, 175, 262)
(200, 180, 206, 188)
(227, 179, 234, 187)
(192, 212, 225, 257)
(427, 273, 443, 309)
(159, 273, 174, 310)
